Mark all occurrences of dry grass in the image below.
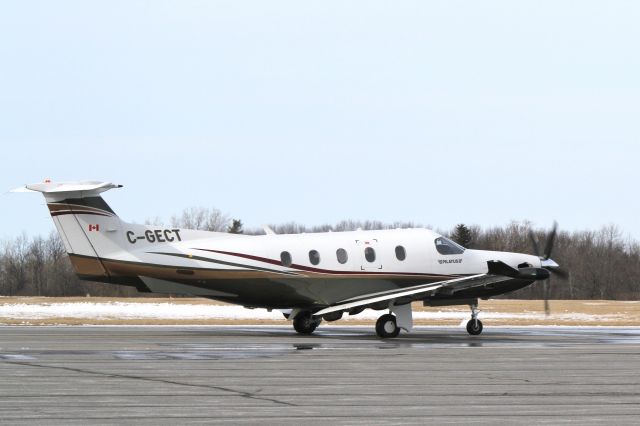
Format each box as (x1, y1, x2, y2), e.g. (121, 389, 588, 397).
(1, 297, 639, 326)
(412, 299, 640, 326)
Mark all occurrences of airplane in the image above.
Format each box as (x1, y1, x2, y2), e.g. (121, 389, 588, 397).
(16, 180, 566, 338)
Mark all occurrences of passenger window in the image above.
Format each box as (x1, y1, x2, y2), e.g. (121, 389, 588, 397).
(395, 245, 406, 261)
(336, 248, 348, 264)
(309, 250, 321, 265)
(434, 237, 465, 255)
(364, 247, 376, 263)
(280, 251, 292, 267)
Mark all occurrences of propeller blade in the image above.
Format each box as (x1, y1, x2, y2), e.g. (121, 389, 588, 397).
(543, 221, 558, 260)
(543, 280, 550, 317)
(528, 231, 541, 257)
(548, 267, 569, 280)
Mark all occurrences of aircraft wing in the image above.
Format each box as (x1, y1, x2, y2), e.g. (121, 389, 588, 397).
(314, 272, 513, 317)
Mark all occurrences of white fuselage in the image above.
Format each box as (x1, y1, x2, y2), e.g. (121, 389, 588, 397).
(117, 227, 542, 278)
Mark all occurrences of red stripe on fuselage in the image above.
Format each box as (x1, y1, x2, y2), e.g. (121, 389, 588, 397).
(194, 248, 459, 278)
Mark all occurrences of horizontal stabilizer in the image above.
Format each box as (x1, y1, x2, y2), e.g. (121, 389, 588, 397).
(12, 181, 123, 202)
(24, 181, 122, 194)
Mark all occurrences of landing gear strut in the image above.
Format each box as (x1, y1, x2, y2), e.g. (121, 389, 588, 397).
(376, 314, 400, 338)
(466, 302, 483, 336)
(293, 312, 321, 335)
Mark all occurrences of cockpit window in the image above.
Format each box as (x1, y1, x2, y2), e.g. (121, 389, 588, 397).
(434, 237, 465, 255)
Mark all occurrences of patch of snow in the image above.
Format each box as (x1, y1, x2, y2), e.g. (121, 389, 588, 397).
(0, 302, 283, 320)
(0, 302, 623, 322)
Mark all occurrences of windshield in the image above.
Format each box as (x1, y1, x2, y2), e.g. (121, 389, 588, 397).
(434, 237, 465, 255)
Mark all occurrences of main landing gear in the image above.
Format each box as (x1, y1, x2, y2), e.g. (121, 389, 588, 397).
(375, 302, 413, 338)
(293, 311, 321, 335)
(376, 314, 400, 338)
(466, 302, 483, 336)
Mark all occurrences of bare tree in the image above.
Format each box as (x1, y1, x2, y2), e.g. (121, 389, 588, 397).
(144, 216, 165, 226)
(1, 234, 29, 296)
(45, 232, 76, 296)
(170, 207, 230, 232)
(28, 236, 47, 296)
(1, 217, 640, 300)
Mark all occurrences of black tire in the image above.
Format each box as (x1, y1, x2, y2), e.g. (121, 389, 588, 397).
(375, 314, 400, 338)
(293, 312, 320, 334)
(466, 319, 483, 336)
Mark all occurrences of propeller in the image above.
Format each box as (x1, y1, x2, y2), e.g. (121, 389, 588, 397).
(528, 222, 569, 316)
(528, 221, 556, 260)
(543, 280, 550, 316)
(528, 222, 568, 277)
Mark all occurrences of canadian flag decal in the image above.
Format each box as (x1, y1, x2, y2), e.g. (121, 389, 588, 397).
(88, 224, 100, 232)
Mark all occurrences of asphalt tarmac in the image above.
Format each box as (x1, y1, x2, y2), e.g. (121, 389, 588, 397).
(1, 325, 640, 425)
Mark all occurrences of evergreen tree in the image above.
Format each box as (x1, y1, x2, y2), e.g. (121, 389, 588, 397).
(227, 219, 244, 234)
(451, 223, 473, 248)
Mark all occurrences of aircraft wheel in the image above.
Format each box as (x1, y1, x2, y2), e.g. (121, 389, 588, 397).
(376, 314, 400, 338)
(466, 319, 483, 336)
(293, 312, 320, 334)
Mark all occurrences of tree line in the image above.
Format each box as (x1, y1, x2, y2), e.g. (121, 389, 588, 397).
(448, 222, 640, 300)
(1, 207, 638, 299)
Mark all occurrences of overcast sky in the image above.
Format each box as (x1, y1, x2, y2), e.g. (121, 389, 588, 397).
(1, 1, 639, 240)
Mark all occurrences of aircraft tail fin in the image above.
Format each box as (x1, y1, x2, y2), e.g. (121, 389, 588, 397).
(17, 181, 124, 282)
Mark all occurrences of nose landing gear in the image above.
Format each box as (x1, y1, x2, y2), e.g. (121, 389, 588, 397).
(466, 302, 483, 335)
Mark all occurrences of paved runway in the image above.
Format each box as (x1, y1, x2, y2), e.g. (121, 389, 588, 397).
(1, 326, 640, 425)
